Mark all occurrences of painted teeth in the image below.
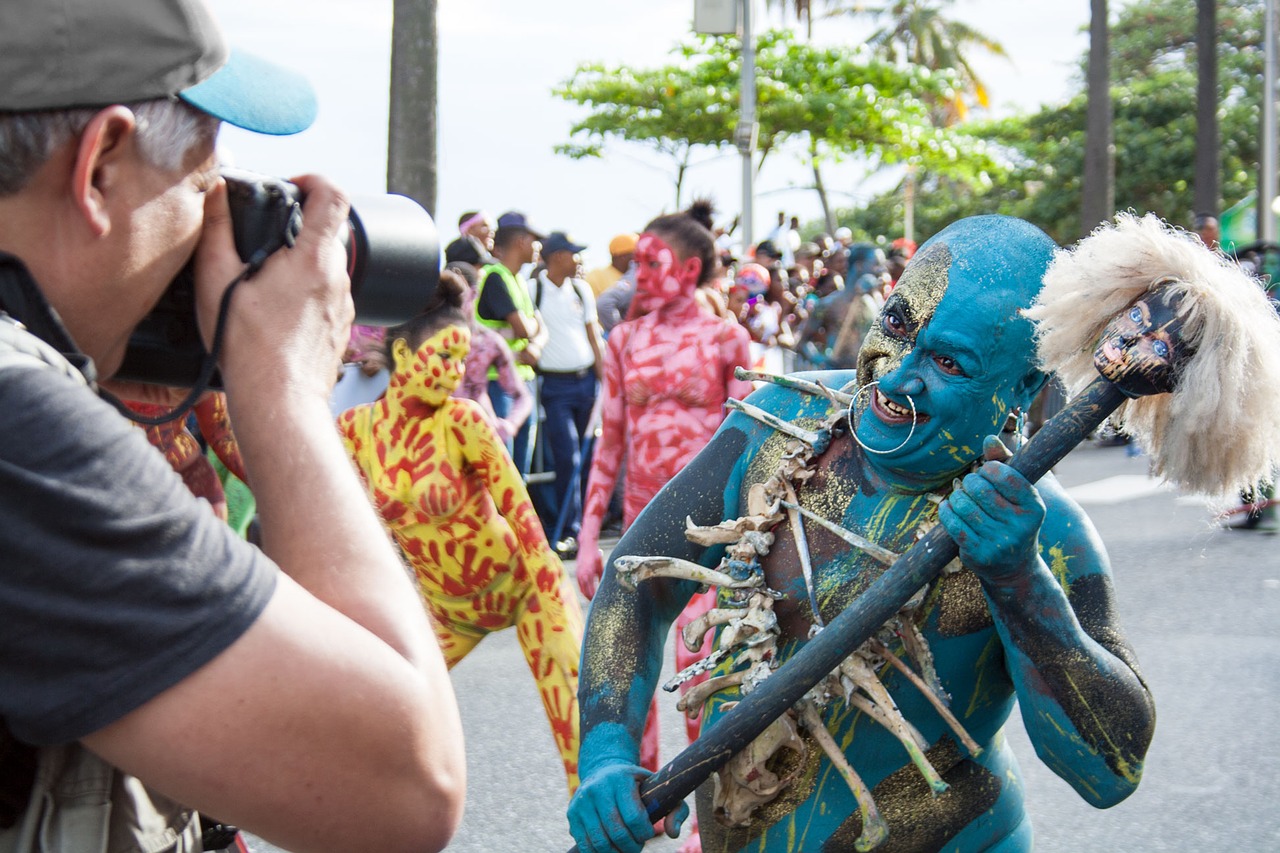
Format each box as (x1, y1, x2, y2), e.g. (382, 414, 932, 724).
(878, 391, 911, 417)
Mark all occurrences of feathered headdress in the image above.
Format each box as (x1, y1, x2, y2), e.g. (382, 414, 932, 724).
(1025, 212, 1280, 497)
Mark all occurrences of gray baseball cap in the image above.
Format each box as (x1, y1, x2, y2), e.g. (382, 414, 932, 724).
(0, 0, 317, 136)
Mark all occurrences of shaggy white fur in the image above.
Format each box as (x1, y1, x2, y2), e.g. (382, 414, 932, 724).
(1025, 212, 1280, 497)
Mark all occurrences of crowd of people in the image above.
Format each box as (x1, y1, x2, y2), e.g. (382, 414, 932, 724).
(397, 204, 923, 561)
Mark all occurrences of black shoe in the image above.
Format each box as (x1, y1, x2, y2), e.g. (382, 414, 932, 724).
(1227, 513, 1277, 533)
(555, 537, 579, 558)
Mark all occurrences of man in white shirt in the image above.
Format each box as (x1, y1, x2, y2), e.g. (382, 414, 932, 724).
(534, 232, 606, 553)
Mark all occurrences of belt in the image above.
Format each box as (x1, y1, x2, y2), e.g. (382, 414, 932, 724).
(538, 367, 593, 379)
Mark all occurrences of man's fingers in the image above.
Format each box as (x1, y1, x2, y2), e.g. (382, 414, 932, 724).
(663, 801, 690, 839)
(977, 461, 1042, 509)
(982, 434, 1012, 462)
(287, 174, 351, 253)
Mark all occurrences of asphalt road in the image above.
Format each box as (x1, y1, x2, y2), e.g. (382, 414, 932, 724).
(250, 441, 1280, 852)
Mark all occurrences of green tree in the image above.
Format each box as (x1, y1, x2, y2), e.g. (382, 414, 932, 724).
(554, 30, 998, 218)
(843, 0, 1265, 246)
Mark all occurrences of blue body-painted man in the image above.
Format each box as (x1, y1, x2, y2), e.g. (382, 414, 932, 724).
(568, 216, 1155, 852)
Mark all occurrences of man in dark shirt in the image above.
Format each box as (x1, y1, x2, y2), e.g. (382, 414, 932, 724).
(0, 1, 464, 850)
(477, 210, 547, 473)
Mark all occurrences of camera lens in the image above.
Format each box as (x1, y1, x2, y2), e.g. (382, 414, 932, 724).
(345, 193, 441, 326)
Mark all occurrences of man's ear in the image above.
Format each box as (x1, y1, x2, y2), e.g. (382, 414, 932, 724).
(1014, 366, 1050, 409)
(70, 106, 137, 238)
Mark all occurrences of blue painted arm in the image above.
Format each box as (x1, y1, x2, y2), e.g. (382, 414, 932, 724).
(569, 425, 753, 853)
(940, 440, 1155, 807)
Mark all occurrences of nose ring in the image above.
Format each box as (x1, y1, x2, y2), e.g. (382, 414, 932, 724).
(846, 380, 917, 455)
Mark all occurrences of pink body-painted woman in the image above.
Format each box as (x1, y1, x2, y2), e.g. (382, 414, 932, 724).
(576, 203, 752, 794)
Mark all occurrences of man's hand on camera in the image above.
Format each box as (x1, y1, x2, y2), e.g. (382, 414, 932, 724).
(194, 175, 354, 401)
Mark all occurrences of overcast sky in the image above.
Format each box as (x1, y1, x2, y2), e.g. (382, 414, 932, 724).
(206, 0, 1107, 266)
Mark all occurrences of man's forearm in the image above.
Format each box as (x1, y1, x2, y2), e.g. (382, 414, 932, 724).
(983, 560, 1154, 803)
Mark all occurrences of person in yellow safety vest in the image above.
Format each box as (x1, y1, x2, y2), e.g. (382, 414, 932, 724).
(476, 211, 547, 474)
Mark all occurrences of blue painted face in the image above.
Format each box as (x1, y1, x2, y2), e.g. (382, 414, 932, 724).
(854, 216, 1056, 486)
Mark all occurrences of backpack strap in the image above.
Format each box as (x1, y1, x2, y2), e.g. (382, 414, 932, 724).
(0, 314, 86, 386)
(0, 315, 201, 853)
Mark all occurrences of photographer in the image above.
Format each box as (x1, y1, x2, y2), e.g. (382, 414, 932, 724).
(0, 2, 464, 852)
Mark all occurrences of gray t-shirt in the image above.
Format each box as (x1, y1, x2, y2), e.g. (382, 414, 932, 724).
(0, 365, 276, 746)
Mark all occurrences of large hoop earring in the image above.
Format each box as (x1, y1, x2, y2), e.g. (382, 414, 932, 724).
(847, 380, 917, 455)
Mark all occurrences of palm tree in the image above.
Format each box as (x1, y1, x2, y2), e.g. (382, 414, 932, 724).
(1081, 0, 1114, 237)
(827, 0, 1009, 124)
(763, 1, 817, 38)
(1194, 0, 1219, 219)
(388, 0, 437, 214)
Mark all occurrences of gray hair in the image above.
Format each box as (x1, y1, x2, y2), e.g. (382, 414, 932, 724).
(0, 99, 218, 196)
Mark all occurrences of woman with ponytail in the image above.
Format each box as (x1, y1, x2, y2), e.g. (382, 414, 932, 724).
(338, 269, 584, 793)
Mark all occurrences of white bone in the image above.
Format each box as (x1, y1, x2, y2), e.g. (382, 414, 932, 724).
(799, 701, 889, 851)
(677, 670, 747, 716)
(612, 555, 757, 591)
(779, 500, 900, 566)
(713, 707, 808, 827)
(868, 639, 981, 757)
(725, 398, 827, 447)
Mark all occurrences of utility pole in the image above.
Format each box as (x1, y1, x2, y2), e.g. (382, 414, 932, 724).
(695, 0, 755, 248)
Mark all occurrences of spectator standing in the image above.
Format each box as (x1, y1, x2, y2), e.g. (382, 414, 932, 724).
(533, 232, 606, 553)
(477, 211, 547, 474)
(798, 242, 887, 369)
(1193, 211, 1221, 250)
(585, 233, 638, 298)
(444, 210, 496, 267)
(448, 261, 533, 445)
(596, 266, 637, 335)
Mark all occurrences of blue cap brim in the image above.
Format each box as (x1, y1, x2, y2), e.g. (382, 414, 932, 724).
(179, 48, 317, 136)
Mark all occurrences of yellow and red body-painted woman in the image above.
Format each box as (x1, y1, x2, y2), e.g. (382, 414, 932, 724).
(338, 325, 585, 792)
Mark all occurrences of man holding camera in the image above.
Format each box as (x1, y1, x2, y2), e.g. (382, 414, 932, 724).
(0, 2, 464, 852)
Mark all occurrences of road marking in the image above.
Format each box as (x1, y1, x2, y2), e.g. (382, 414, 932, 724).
(1066, 474, 1173, 505)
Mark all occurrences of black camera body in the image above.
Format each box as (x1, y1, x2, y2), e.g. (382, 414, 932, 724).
(115, 169, 440, 387)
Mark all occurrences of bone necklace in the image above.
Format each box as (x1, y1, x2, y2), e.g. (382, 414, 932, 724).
(615, 371, 981, 851)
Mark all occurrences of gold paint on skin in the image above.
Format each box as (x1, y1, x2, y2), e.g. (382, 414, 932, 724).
(963, 633, 1008, 718)
(1060, 670, 1144, 786)
(1046, 545, 1074, 593)
(858, 243, 953, 387)
(827, 737, 1001, 851)
(934, 570, 995, 636)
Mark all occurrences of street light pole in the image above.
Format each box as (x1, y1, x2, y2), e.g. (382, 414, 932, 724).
(737, 0, 757, 250)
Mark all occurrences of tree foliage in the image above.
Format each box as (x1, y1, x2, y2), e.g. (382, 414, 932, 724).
(553, 30, 1000, 206)
(843, 0, 1266, 245)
